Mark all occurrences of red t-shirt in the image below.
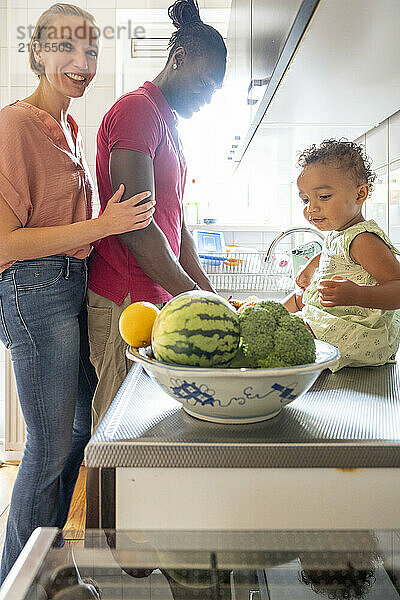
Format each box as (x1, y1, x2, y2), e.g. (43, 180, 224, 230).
(88, 81, 187, 305)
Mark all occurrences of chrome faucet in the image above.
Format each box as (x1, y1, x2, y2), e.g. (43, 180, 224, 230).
(264, 227, 325, 262)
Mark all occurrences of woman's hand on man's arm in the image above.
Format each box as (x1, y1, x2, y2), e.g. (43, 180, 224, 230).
(0, 187, 154, 266)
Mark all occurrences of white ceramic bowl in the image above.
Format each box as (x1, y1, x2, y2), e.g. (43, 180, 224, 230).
(127, 341, 339, 424)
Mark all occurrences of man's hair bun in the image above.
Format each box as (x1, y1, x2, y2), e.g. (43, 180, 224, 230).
(167, 0, 226, 66)
(168, 0, 202, 30)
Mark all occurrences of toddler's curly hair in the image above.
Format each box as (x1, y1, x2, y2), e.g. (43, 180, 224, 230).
(297, 138, 377, 197)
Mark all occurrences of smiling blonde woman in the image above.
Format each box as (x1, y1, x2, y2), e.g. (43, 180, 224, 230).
(0, 3, 155, 583)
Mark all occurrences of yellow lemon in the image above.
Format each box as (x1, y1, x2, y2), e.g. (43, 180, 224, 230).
(119, 301, 160, 347)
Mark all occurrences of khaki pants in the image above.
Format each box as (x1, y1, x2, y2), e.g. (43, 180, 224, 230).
(87, 289, 133, 432)
(87, 289, 165, 432)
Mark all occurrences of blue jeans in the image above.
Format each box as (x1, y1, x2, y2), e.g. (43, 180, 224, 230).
(0, 256, 97, 583)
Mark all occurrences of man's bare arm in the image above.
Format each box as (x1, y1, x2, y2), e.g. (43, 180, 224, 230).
(111, 148, 198, 296)
(179, 217, 215, 292)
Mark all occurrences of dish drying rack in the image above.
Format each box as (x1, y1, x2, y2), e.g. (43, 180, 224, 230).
(200, 251, 295, 293)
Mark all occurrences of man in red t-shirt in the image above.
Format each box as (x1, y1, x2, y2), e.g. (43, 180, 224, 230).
(86, 2, 227, 437)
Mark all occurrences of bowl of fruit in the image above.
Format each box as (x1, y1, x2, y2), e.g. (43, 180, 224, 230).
(121, 292, 339, 424)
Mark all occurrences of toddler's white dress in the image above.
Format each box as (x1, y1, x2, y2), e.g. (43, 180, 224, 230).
(302, 220, 400, 371)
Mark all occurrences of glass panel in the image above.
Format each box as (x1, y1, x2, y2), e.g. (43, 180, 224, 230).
(390, 110, 400, 162)
(17, 529, 400, 600)
(365, 166, 388, 232)
(366, 121, 388, 169)
(389, 160, 400, 248)
(354, 133, 366, 148)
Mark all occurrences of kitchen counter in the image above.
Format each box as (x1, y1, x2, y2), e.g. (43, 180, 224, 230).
(85, 362, 400, 530)
(86, 362, 400, 469)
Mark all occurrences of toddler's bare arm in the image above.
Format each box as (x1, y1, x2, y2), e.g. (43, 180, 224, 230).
(283, 291, 305, 313)
(318, 233, 400, 309)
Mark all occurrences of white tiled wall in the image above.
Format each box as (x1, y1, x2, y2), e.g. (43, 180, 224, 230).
(354, 110, 400, 248)
(234, 109, 400, 232)
(189, 228, 299, 255)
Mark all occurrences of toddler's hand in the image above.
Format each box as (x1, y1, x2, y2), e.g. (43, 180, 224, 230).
(318, 276, 361, 307)
(295, 253, 321, 289)
(296, 269, 311, 290)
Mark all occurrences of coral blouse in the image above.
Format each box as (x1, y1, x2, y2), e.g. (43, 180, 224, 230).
(0, 100, 94, 273)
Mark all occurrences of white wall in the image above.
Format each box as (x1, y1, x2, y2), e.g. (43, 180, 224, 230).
(227, 109, 400, 233)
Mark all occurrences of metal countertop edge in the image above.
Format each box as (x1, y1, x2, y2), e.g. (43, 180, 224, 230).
(87, 440, 400, 447)
(85, 443, 400, 469)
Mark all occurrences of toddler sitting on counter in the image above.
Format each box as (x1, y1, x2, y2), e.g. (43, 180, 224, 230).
(283, 138, 400, 371)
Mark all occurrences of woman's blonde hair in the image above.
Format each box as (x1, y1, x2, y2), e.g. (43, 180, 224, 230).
(29, 3, 98, 77)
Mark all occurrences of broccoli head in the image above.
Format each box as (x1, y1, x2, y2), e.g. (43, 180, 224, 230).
(237, 304, 276, 367)
(257, 300, 291, 322)
(232, 301, 316, 368)
(272, 314, 316, 366)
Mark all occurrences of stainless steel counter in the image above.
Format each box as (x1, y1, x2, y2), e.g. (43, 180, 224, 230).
(84, 362, 400, 531)
(85, 362, 400, 470)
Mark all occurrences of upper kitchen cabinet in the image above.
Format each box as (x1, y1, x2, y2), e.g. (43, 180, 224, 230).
(229, 0, 400, 172)
(225, 0, 318, 162)
(224, 0, 252, 146)
(250, 0, 302, 115)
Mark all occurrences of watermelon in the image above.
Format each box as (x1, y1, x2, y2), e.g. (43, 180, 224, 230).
(151, 291, 240, 367)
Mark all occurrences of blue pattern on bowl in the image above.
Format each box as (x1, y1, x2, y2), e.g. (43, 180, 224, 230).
(126, 341, 339, 424)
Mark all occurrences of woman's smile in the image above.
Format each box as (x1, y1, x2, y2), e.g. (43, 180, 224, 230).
(64, 72, 87, 82)
(64, 72, 89, 88)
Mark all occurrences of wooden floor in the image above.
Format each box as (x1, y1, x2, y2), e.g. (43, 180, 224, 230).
(0, 461, 86, 556)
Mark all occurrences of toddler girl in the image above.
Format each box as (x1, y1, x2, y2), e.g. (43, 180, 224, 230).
(284, 139, 400, 371)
